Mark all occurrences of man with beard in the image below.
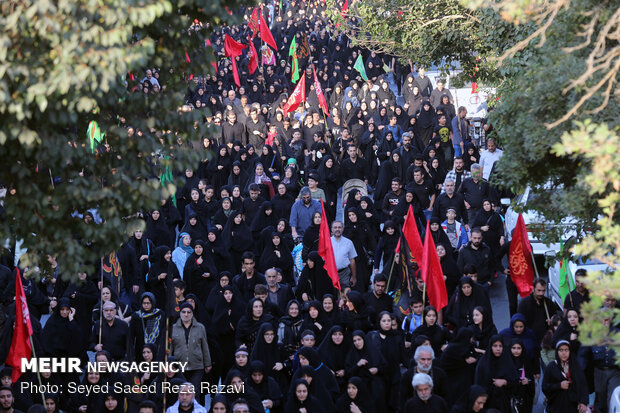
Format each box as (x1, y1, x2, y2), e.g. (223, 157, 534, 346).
(403, 373, 449, 413)
(399, 346, 448, 410)
(457, 228, 505, 288)
(89, 301, 129, 361)
(166, 383, 207, 413)
(433, 179, 467, 226)
(290, 187, 321, 240)
(0, 387, 22, 413)
(222, 111, 246, 145)
(458, 164, 489, 224)
(264, 268, 293, 316)
(517, 278, 562, 342)
(442, 157, 471, 197)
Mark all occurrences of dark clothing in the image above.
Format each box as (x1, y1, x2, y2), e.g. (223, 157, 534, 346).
(363, 292, 393, 314)
(89, 319, 129, 361)
(232, 271, 267, 303)
(432, 192, 467, 223)
(517, 294, 562, 342)
(456, 242, 498, 285)
(457, 178, 489, 210)
(542, 359, 589, 413)
(405, 179, 434, 210)
(341, 157, 368, 182)
(403, 394, 449, 413)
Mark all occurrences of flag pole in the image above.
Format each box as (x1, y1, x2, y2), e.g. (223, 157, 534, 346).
(29, 336, 46, 405)
(98, 257, 104, 346)
(163, 314, 170, 412)
(386, 252, 398, 294)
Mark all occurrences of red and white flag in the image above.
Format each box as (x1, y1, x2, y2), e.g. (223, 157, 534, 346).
(312, 64, 329, 116)
(5, 269, 33, 382)
(282, 74, 306, 114)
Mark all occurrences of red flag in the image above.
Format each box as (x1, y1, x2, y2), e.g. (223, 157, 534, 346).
(421, 221, 449, 310)
(184, 48, 191, 63)
(282, 74, 306, 113)
(224, 35, 247, 88)
(259, 12, 277, 50)
(248, 8, 259, 38)
(396, 205, 424, 265)
(248, 37, 258, 75)
(509, 214, 535, 297)
(318, 201, 341, 290)
(224, 34, 246, 57)
(5, 269, 33, 382)
(312, 64, 329, 115)
(341, 0, 349, 17)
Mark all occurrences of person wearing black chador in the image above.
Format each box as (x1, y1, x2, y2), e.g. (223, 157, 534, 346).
(211, 285, 245, 381)
(445, 276, 492, 330)
(127, 292, 166, 361)
(221, 210, 253, 273)
(41, 298, 83, 358)
(62, 271, 98, 343)
(235, 297, 276, 352)
(509, 337, 536, 413)
(250, 322, 289, 394)
(367, 311, 407, 412)
(342, 291, 375, 334)
(295, 251, 337, 303)
(183, 240, 217, 305)
(144, 209, 171, 248)
(438, 327, 478, 405)
(247, 360, 283, 413)
(335, 376, 377, 413)
(474, 335, 518, 412)
(318, 325, 350, 391)
(345, 330, 387, 413)
(542, 340, 589, 413)
(146, 246, 178, 315)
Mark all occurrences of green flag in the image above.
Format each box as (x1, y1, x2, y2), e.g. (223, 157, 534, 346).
(87, 120, 104, 154)
(288, 36, 296, 57)
(353, 54, 368, 81)
(160, 156, 177, 207)
(289, 36, 299, 83)
(558, 243, 576, 305)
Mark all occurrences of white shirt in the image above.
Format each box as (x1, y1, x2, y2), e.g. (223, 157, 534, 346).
(479, 148, 503, 180)
(331, 236, 357, 270)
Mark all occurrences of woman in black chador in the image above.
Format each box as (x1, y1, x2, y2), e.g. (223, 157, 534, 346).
(474, 335, 518, 412)
(127, 292, 166, 361)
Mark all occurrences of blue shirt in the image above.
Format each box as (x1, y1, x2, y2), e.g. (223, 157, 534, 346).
(289, 198, 321, 236)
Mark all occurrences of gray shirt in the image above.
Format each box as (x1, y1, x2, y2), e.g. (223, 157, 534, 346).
(331, 236, 357, 270)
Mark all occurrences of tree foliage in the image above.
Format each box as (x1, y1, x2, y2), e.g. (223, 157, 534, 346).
(0, 0, 248, 277)
(470, 0, 620, 354)
(327, 0, 525, 82)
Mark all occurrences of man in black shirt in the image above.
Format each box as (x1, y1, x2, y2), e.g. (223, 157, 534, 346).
(406, 168, 435, 225)
(340, 144, 368, 183)
(232, 252, 267, 303)
(458, 163, 489, 224)
(433, 178, 467, 225)
(382, 178, 406, 217)
(242, 184, 265, 223)
(222, 111, 246, 145)
(245, 107, 267, 150)
(457, 228, 503, 287)
(90, 301, 129, 361)
(364, 275, 393, 314)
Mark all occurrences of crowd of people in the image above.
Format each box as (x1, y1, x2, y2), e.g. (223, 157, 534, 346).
(1, 1, 619, 413)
